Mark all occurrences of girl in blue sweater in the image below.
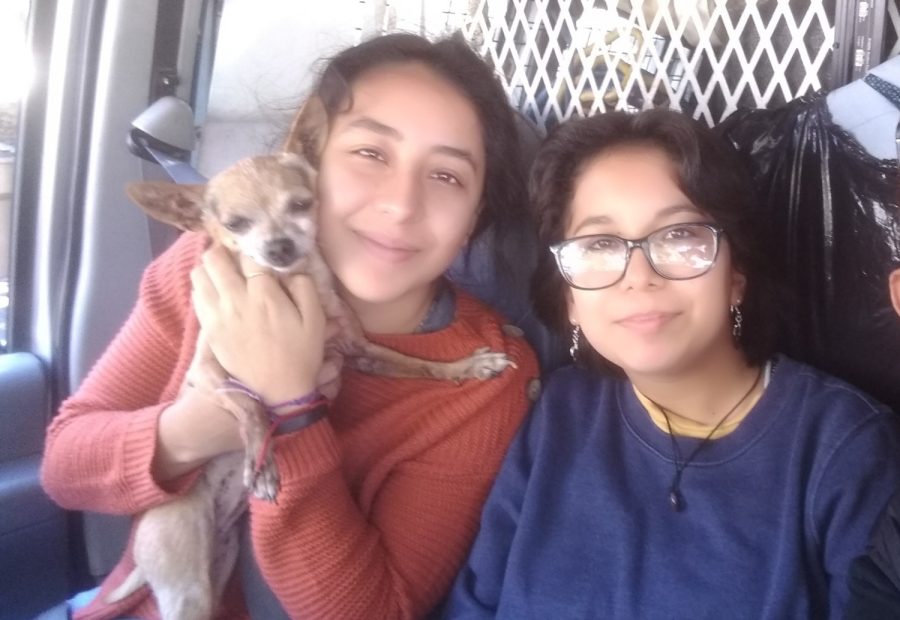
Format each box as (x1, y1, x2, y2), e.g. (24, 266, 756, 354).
(444, 110, 900, 619)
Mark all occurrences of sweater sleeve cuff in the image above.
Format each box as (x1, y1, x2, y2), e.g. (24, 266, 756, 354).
(120, 403, 200, 505)
(266, 418, 342, 483)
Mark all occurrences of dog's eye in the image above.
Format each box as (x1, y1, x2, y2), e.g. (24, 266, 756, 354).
(288, 199, 312, 214)
(224, 216, 251, 232)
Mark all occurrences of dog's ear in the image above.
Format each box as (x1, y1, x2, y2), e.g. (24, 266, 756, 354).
(276, 151, 316, 179)
(282, 95, 328, 168)
(125, 181, 206, 232)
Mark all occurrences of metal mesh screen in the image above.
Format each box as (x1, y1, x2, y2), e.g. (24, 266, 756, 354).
(365, 1, 893, 129)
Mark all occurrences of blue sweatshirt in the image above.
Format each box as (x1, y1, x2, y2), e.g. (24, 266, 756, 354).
(444, 356, 900, 619)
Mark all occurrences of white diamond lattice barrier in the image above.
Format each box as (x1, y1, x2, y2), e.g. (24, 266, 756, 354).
(461, 0, 835, 128)
(365, 1, 900, 129)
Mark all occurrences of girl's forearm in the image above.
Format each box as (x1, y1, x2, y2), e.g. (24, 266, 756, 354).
(152, 391, 243, 482)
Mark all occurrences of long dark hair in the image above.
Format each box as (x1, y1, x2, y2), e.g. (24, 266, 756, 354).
(310, 32, 528, 279)
(531, 109, 779, 368)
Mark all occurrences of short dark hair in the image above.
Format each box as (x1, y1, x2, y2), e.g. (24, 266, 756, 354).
(312, 32, 528, 278)
(531, 109, 779, 368)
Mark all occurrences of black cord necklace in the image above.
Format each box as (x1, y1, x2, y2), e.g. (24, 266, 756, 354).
(654, 370, 763, 512)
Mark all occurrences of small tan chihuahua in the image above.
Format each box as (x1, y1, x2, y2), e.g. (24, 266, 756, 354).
(105, 98, 514, 619)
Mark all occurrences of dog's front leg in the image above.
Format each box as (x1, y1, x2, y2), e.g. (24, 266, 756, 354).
(345, 341, 516, 382)
(188, 330, 280, 501)
(217, 391, 279, 502)
(318, 282, 516, 382)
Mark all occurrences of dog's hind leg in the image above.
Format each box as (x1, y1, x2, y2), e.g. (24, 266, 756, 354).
(105, 565, 147, 603)
(154, 580, 215, 620)
(150, 454, 247, 620)
(132, 482, 217, 620)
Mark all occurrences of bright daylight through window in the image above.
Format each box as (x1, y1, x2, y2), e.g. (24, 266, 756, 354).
(0, 0, 31, 350)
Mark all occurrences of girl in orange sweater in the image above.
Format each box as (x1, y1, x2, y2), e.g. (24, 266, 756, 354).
(40, 33, 539, 620)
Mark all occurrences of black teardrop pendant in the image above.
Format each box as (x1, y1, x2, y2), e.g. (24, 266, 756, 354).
(669, 487, 684, 512)
(669, 468, 686, 512)
(655, 368, 764, 517)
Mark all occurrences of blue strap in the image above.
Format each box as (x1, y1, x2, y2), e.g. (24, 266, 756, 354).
(863, 73, 900, 112)
(142, 143, 208, 185)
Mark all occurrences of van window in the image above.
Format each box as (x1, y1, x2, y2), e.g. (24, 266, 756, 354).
(0, 0, 30, 351)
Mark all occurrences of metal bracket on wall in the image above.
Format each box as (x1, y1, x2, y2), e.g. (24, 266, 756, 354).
(833, 0, 891, 88)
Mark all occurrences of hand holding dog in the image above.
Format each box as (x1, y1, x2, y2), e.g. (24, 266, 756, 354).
(191, 246, 327, 405)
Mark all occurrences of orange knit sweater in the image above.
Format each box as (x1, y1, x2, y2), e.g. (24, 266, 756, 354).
(41, 231, 539, 620)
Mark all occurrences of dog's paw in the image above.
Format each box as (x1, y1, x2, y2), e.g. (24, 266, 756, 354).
(244, 452, 280, 502)
(460, 347, 517, 380)
(350, 356, 379, 374)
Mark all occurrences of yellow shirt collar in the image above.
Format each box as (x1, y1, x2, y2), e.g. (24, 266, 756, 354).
(632, 362, 770, 439)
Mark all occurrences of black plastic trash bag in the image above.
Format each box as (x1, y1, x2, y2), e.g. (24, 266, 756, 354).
(717, 91, 900, 413)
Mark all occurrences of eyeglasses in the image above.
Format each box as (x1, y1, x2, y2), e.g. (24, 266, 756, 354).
(549, 222, 724, 290)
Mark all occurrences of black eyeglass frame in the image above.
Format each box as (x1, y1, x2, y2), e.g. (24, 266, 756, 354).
(549, 222, 725, 291)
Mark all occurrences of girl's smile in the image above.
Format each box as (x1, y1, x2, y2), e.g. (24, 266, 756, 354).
(614, 310, 680, 335)
(352, 229, 420, 264)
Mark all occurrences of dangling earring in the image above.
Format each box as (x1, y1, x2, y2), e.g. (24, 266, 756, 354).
(730, 304, 743, 340)
(569, 324, 581, 362)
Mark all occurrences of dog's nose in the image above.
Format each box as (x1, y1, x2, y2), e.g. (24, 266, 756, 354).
(263, 237, 299, 267)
